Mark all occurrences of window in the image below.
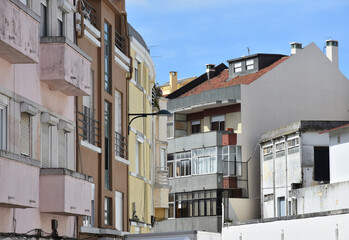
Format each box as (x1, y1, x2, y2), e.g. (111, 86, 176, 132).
(167, 154, 174, 178)
(174, 151, 191, 177)
(134, 61, 141, 84)
(58, 129, 67, 168)
(277, 197, 286, 217)
(211, 115, 225, 131)
(19, 0, 29, 6)
(160, 148, 166, 169)
(105, 101, 111, 190)
(191, 120, 200, 134)
(135, 140, 141, 175)
(41, 122, 51, 167)
(176, 192, 192, 218)
(263, 145, 273, 161)
(314, 147, 330, 182)
(246, 59, 254, 70)
(192, 147, 217, 174)
(104, 197, 112, 225)
(168, 194, 174, 218)
(287, 137, 299, 155)
(167, 115, 174, 138)
(20, 113, 31, 156)
(234, 62, 242, 73)
(104, 22, 111, 94)
(40, 1, 47, 37)
(222, 145, 242, 176)
(0, 105, 7, 150)
(82, 69, 96, 145)
(84, 184, 95, 227)
(115, 191, 123, 230)
(57, 10, 63, 37)
(275, 141, 285, 158)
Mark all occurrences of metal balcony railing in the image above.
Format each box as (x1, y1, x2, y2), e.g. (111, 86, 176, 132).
(78, 106, 100, 146)
(115, 30, 125, 53)
(81, 0, 97, 27)
(115, 131, 128, 159)
(155, 167, 169, 186)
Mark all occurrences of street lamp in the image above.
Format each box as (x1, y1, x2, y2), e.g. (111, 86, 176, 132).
(128, 109, 171, 134)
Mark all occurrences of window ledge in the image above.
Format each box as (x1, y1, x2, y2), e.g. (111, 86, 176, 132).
(80, 140, 101, 153)
(115, 155, 130, 165)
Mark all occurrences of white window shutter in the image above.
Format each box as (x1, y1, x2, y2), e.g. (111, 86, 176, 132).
(41, 122, 50, 167)
(20, 113, 30, 156)
(115, 191, 123, 230)
(58, 129, 66, 168)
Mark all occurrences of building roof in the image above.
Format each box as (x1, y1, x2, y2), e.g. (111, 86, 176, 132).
(180, 56, 289, 98)
(166, 63, 228, 99)
(260, 121, 349, 143)
(160, 76, 196, 87)
(128, 23, 149, 52)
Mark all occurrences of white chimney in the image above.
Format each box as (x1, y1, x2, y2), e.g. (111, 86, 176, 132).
(206, 64, 215, 79)
(326, 40, 338, 67)
(290, 42, 302, 55)
(169, 71, 178, 93)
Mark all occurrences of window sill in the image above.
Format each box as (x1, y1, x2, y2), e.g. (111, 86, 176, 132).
(80, 140, 101, 153)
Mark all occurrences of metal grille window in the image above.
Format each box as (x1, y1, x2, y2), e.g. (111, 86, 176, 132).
(104, 22, 111, 94)
(20, 113, 31, 156)
(58, 129, 67, 168)
(41, 122, 51, 167)
(0, 105, 7, 150)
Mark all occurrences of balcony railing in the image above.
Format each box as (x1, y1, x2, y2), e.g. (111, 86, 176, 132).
(115, 30, 125, 53)
(155, 167, 169, 186)
(115, 131, 128, 159)
(81, 0, 97, 27)
(78, 106, 100, 146)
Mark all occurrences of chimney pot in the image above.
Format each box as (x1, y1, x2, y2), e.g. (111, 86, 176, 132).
(326, 40, 339, 67)
(290, 42, 302, 55)
(169, 71, 178, 93)
(206, 64, 215, 79)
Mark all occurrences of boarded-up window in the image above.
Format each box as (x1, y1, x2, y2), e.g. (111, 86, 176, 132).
(20, 113, 31, 156)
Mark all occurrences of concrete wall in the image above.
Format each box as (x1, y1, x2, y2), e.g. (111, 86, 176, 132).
(329, 128, 349, 183)
(170, 173, 222, 193)
(228, 198, 260, 222)
(294, 181, 349, 214)
(155, 216, 222, 233)
(240, 42, 349, 219)
(222, 210, 349, 240)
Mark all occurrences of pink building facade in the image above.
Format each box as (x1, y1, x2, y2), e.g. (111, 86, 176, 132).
(0, 0, 92, 238)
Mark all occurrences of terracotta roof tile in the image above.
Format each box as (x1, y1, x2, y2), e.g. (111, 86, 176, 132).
(180, 56, 289, 98)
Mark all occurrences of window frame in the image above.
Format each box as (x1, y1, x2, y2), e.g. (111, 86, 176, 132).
(191, 120, 201, 134)
(0, 104, 7, 151)
(211, 115, 225, 131)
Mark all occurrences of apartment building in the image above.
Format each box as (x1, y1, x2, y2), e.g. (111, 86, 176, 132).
(127, 24, 155, 234)
(157, 40, 349, 233)
(75, 0, 130, 238)
(0, 0, 92, 238)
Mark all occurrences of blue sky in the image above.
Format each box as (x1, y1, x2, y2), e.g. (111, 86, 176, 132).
(126, 0, 349, 85)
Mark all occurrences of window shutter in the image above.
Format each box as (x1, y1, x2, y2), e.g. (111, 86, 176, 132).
(20, 113, 30, 156)
(41, 122, 50, 167)
(58, 129, 66, 168)
(115, 191, 123, 230)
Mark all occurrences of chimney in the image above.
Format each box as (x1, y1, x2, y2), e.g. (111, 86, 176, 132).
(326, 40, 338, 67)
(206, 64, 215, 79)
(290, 42, 302, 55)
(169, 71, 178, 93)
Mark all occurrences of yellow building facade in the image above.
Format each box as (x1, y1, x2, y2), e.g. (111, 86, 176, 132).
(160, 72, 196, 96)
(128, 24, 155, 234)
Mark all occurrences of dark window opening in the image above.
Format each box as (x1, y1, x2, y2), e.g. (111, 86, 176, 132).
(314, 146, 330, 182)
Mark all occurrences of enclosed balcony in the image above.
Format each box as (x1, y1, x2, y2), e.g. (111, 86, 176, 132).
(40, 37, 92, 96)
(0, 151, 39, 208)
(40, 168, 93, 216)
(0, 0, 39, 63)
(154, 167, 171, 211)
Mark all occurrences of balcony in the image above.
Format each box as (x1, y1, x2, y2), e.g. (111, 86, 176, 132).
(0, 151, 39, 208)
(115, 131, 128, 160)
(0, 0, 39, 63)
(154, 167, 170, 210)
(78, 106, 100, 147)
(222, 162, 248, 198)
(40, 168, 93, 216)
(40, 37, 92, 96)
